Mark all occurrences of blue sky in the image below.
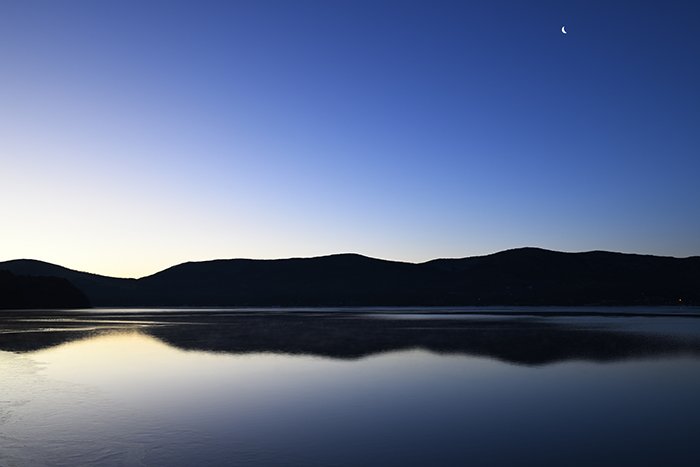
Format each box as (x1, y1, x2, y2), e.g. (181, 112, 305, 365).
(1, 1, 699, 277)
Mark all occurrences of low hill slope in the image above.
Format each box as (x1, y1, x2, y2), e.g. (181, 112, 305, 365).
(0, 270, 90, 309)
(0, 260, 138, 306)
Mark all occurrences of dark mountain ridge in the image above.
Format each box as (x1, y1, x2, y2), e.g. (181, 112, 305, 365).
(0, 270, 90, 309)
(0, 259, 138, 306)
(1, 248, 698, 307)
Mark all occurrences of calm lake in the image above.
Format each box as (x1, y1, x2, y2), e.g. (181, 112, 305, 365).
(2, 307, 700, 466)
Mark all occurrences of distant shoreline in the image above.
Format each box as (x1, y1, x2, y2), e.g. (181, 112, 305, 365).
(2, 305, 700, 319)
(2, 248, 699, 309)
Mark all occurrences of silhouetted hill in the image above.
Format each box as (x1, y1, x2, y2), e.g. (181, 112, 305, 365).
(0, 260, 138, 306)
(1, 248, 699, 307)
(136, 254, 446, 306)
(425, 247, 700, 305)
(0, 270, 90, 309)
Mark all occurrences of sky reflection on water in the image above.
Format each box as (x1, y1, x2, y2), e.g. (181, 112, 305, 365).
(2, 311, 700, 466)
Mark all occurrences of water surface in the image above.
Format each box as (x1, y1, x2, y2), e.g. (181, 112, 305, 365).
(2, 308, 700, 466)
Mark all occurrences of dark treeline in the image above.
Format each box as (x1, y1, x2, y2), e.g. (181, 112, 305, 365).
(0, 270, 90, 309)
(1, 248, 699, 307)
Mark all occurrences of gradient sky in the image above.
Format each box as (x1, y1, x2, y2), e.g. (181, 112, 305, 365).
(2, 1, 699, 278)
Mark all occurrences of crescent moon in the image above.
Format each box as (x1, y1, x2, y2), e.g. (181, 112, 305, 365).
(561, 26, 567, 34)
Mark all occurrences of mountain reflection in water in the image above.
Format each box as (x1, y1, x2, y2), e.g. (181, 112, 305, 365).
(3, 308, 700, 467)
(2, 309, 700, 365)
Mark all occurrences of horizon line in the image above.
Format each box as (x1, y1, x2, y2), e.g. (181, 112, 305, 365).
(2, 246, 698, 280)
